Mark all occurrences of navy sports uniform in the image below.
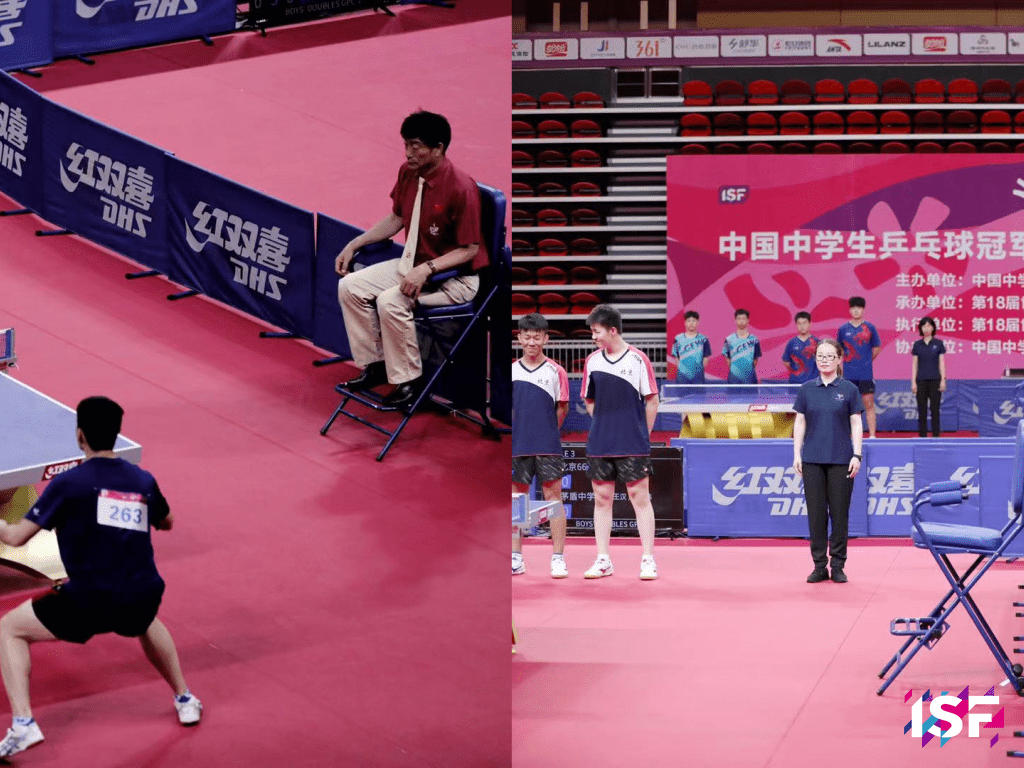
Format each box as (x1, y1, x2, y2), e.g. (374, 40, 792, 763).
(512, 357, 569, 484)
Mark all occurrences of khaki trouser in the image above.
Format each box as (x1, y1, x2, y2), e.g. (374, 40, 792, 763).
(337, 259, 479, 384)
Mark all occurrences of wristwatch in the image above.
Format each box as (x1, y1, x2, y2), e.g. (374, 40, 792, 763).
(426, 260, 437, 275)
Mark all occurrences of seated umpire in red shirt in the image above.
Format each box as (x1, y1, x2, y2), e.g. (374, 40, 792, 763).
(0, 396, 201, 758)
(335, 111, 486, 408)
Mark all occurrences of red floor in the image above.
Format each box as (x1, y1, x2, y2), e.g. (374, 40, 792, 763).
(0, 8, 509, 767)
(513, 540, 1024, 766)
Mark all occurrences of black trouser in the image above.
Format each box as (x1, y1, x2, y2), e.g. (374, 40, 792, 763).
(802, 462, 853, 570)
(916, 378, 941, 437)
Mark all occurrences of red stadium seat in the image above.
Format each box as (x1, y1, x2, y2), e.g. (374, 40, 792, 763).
(569, 292, 601, 314)
(981, 110, 1011, 134)
(512, 120, 535, 139)
(536, 181, 568, 197)
(511, 239, 535, 257)
(746, 142, 776, 154)
(537, 149, 568, 167)
(679, 113, 712, 136)
(712, 142, 742, 154)
(913, 78, 945, 103)
(512, 150, 535, 168)
(947, 141, 977, 153)
(537, 119, 568, 138)
(570, 208, 601, 226)
(537, 292, 569, 315)
(570, 119, 602, 138)
(512, 293, 536, 315)
(573, 91, 605, 108)
(746, 112, 778, 135)
(513, 93, 538, 110)
(569, 265, 602, 284)
(880, 110, 911, 134)
(1015, 112, 1024, 133)
(535, 266, 568, 285)
(712, 112, 744, 136)
(947, 110, 978, 134)
(848, 78, 880, 104)
(511, 208, 534, 227)
(748, 80, 779, 105)
(1015, 79, 1024, 103)
(981, 141, 1011, 153)
(679, 143, 710, 154)
(947, 78, 979, 103)
(779, 142, 809, 154)
(570, 149, 602, 167)
(814, 79, 845, 103)
(812, 111, 844, 134)
(779, 111, 810, 135)
(913, 110, 944, 135)
(570, 181, 602, 197)
(847, 111, 878, 134)
(914, 141, 944, 153)
(780, 79, 812, 104)
(511, 266, 533, 285)
(682, 80, 713, 106)
(539, 92, 571, 109)
(881, 78, 912, 104)
(714, 79, 745, 105)
(536, 209, 568, 227)
(880, 141, 910, 154)
(537, 238, 568, 256)
(981, 79, 1011, 103)
(570, 238, 601, 256)
(1016, 142, 1024, 153)
(847, 141, 877, 153)
(511, 182, 533, 197)
(812, 142, 842, 154)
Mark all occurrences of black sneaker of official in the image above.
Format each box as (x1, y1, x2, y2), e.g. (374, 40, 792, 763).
(807, 568, 830, 583)
(830, 568, 848, 583)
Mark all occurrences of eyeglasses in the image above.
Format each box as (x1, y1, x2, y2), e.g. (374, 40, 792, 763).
(815, 355, 838, 361)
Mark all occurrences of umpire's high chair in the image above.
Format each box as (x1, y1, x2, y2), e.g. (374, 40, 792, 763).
(877, 417, 1024, 696)
(320, 183, 508, 461)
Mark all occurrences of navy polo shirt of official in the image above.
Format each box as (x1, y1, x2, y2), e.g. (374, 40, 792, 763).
(793, 377, 864, 465)
(912, 338, 946, 381)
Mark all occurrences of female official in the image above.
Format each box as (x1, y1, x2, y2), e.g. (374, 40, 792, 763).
(792, 339, 864, 584)
(911, 316, 946, 438)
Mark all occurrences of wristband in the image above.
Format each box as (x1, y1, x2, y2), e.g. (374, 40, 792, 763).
(852, 454, 861, 460)
(427, 260, 437, 275)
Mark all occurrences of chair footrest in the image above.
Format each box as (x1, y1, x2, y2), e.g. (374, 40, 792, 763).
(890, 617, 950, 640)
(333, 385, 403, 413)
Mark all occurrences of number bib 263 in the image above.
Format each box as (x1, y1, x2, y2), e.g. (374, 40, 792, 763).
(97, 490, 148, 533)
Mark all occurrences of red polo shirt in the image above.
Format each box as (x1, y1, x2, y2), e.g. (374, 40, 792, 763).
(390, 157, 487, 273)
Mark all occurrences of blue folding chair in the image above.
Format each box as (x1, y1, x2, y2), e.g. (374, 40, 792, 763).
(320, 183, 508, 461)
(877, 419, 1024, 696)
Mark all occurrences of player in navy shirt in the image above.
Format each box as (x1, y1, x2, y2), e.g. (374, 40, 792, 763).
(782, 312, 820, 384)
(911, 316, 947, 437)
(512, 314, 570, 578)
(668, 310, 712, 384)
(0, 397, 201, 758)
(722, 308, 761, 384)
(836, 296, 881, 438)
(793, 339, 863, 584)
(581, 305, 659, 581)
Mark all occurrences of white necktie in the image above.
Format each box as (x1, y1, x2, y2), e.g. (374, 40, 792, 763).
(397, 176, 425, 277)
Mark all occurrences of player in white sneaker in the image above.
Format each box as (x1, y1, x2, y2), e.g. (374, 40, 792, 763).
(513, 314, 570, 578)
(0, 397, 201, 757)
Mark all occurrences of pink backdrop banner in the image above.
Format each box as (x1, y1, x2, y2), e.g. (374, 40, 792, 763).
(667, 154, 1024, 381)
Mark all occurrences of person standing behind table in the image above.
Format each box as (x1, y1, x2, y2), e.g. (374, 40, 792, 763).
(782, 312, 821, 384)
(837, 296, 881, 438)
(792, 339, 864, 585)
(668, 310, 713, 385)
(722, 308, 761, 385)
(911, 316, 946, 438)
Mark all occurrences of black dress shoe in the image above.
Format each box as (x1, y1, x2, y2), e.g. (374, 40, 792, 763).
(830, 568, 848, 583)
(341, 362, 386, 391)
(382, 379, 422, 408)
(807, 568, 830, 583)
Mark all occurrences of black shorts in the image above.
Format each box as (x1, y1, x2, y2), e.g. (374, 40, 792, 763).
(586, 456, 653, 484)
(32, 580, 164, 645)
(512, 455, 566, 486)
(848, 379, 876, 395)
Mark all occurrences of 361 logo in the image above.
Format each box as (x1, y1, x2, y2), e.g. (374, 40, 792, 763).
(906, 687, 1004, 747)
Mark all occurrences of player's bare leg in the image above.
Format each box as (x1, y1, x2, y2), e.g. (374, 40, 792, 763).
(139, 618, 188, 697)
(591, 480, 614, 557)
(862, 393, 876, 438)
(540, 480, 566, 556)
(626, 477, 656, 558)
(0, 601, 57, 720)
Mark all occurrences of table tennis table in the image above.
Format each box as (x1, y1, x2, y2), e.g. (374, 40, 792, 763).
(658, 383, 802, 439)
(0, 370, 142, 580)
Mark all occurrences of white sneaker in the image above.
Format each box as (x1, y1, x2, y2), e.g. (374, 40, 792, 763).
(550, 555, 569, 579)
(583, 557, 614, 579)
(512, 554, 525, 576)
(175, 693, 202, 726)
(0, 721, 43, 757)
(639, 556, 658, 580)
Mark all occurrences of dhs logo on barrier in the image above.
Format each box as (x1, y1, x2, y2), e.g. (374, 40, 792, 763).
(0, 101, 28, 177)
(77, 0, 197, 21)
(874, 390, 917, 420)
(993, 399, 1023, 426)
(60, 143, 156, 238)
(0, 0, 26, 48)
(867, 463, 914, 515)
(42, 460, 83, 480)
(185, 202, 291, 301)
(719, 186, 749, 204)
(712, 466, 805, 516)
(906, 687, 1004, 748)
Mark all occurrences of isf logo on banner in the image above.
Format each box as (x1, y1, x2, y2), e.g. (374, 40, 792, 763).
(906, 687, 1004, 747)
(719, 185, 749, 204)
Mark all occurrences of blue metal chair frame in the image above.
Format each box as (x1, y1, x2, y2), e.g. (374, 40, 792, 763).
(320, 183, 508, 461)
(877, 419, 1024, 696)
